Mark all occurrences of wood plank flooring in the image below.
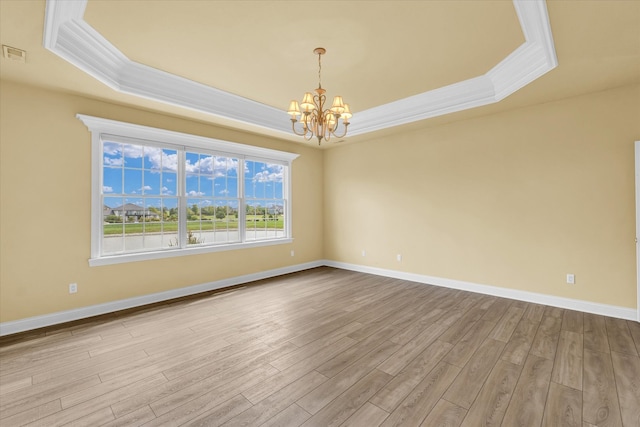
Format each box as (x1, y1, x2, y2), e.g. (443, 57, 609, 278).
(1, 267, 639, 426)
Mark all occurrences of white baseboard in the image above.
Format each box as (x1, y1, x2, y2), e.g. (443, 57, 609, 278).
(2, 259, 636, 336)
(0, 261, 324, 336)
(323, 260, 638, 321)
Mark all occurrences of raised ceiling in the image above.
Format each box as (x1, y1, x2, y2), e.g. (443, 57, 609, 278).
(1, 1, 638, 146)
(84, 0, 524, 111)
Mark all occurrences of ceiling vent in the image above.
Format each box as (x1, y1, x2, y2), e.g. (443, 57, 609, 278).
(2, 45, 26, 63)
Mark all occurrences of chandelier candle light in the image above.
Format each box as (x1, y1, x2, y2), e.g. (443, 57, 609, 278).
(288, 48, 352, 145)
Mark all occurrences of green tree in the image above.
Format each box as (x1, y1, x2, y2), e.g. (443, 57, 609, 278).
(202, 206, 214, 216)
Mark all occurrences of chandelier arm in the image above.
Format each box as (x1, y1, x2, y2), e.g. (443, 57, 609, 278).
(303, 114, 316, 141)
(303, 127, 314, 141)
(332, 123, 349, 139)
(330, 119, 349, 139)
(290, 119, 308, 137)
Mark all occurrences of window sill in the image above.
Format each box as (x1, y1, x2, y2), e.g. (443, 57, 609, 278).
(89, 238, 293, 267)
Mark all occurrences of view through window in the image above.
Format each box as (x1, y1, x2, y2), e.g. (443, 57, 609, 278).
(78, 115, 297, 266)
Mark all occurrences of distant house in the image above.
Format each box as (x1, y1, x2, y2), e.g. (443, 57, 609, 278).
(267, 205, 284, 215)
(104, 203, 160, 220)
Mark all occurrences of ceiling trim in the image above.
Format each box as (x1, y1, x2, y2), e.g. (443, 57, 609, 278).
(43, 0, 557, 140)
(76, 114, 299, 163)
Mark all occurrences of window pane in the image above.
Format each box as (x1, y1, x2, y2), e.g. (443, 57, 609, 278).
(244, 160, 255, 198)
(245, 199, 285, 241)
(144, 146, 162, 171)
(186, 174, 200, 197)
(214, 176, 230, 197)
(163, 198, 179, 248)
(199, 176, 213, 197)
(185, 152, 199, 172)
(142, 198, 162, 250)
(198, 154, 214, 175)
(245, 161, 284, 199)
(245, 161, 286, 241)
(123, 144, 143, 168)
(186, 199, 203, 246)
(226, 177, 238, 197)
(187, 199, 201, 221)
(162, 172, 176, 196)
(265, 182, 274, 199)
(254, 180, 265, 198)
(103, 142, 123, 166)
(121, 197, 141, 252)
(103, 196, 124, 255)
(143, 170, 160, 195)
(212, 199, 240, 243)
(103, 167, 122, 194)
(124, 169, 143, 195)
(162, 149, 178, 173)
(227, 160, 238, 177)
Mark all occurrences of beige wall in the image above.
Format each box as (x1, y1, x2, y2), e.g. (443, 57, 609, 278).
(1, 80, 638, 325)
(0, 80, 324, 323)
(324, 84, 640, 308)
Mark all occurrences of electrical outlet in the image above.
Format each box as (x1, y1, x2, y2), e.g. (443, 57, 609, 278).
(290, 250, 295, 257)
(69, 283, 78, 294)
(397, 254, 402, 262)
(566, 274, 575, 284)
(362, 250, 366, 257)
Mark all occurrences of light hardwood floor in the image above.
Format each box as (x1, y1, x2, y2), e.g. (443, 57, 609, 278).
(1, 267, 639, 426)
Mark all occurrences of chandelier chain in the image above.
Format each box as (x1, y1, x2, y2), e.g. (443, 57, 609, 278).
(318, 51, 322, 89)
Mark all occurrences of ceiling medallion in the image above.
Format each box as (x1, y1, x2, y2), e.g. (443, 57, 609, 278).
(287, 48, 352, 145)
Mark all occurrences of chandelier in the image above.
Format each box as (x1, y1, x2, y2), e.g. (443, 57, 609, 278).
(287, 47, 352, 145)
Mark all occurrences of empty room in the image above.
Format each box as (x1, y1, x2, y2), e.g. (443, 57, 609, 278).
(1, 0, 639, 426)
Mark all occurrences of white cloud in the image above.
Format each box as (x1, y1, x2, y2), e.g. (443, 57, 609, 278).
(185, 155, 238, 176)
(144, 147, 178, 172)
(161, 186, 172, 195)
(187, 190, 204, 196)
(103, 143, 179, 172)
(103, 157, 123, 166)
(249, 163, 284, 183)
(103, 185, 113, 193)
(219, 189, 229, 195)
(142, 185, 152, 191)
(103, 142, 121, 155)
(253, 170, 283, 183)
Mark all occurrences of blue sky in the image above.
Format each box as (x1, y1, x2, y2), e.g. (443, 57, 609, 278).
(102, 142, 284, 209)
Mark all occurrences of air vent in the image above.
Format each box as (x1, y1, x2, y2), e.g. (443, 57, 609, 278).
(2, 45, 26, 63)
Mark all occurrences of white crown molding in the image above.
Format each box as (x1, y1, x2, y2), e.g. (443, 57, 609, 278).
(43, 0, 557, 140)
(76, 114, 299, 162)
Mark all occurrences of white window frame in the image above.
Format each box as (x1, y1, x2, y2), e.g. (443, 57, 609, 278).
(77, 114, 299, 267)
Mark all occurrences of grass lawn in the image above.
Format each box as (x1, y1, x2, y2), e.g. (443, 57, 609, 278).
(104, 218, 284, 235)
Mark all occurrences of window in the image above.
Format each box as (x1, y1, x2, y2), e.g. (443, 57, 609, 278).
(245, 160, 286, 241)
(78, 115, 298, 266)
